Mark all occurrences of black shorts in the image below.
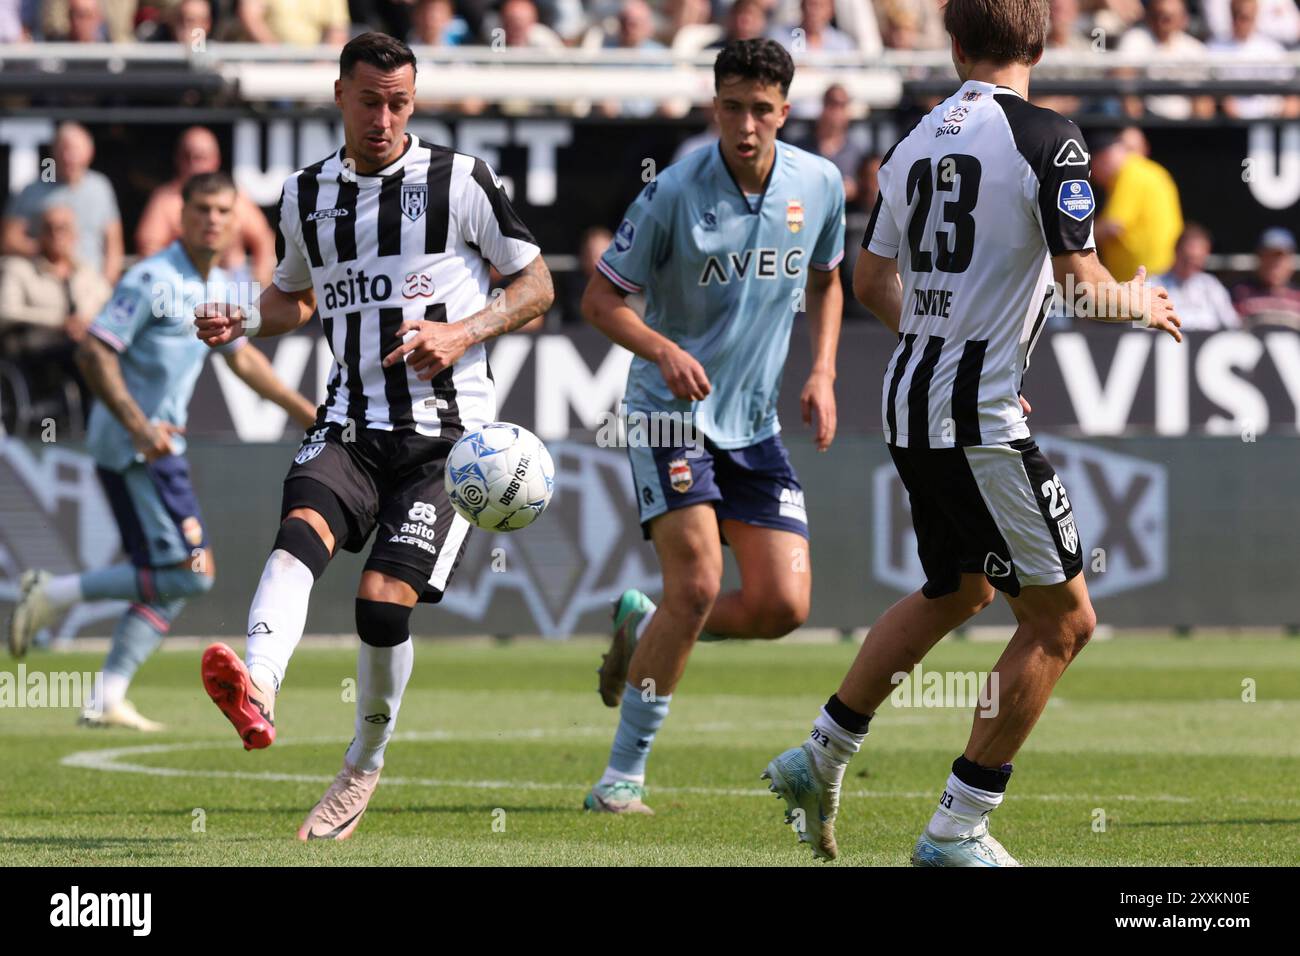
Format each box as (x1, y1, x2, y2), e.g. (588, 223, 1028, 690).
(889, 437, 1084, 599)
(281, 422, 472, 603)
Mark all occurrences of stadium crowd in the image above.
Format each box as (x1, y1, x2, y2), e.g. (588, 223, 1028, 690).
(0, 0, 1296, 56)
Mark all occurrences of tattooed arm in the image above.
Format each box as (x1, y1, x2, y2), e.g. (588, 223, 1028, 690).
(383, 255, 555, 382)
(75, 335, 179, 461)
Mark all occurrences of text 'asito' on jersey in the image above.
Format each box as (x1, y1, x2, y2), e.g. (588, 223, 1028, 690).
(865, 80, 1097, 449)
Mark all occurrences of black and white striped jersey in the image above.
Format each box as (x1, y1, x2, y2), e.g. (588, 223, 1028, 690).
(273, 133, 540, 437)
(864, 80, 1096, 448)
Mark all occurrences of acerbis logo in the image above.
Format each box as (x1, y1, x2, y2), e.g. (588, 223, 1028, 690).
(1053, 139, 1090, 167)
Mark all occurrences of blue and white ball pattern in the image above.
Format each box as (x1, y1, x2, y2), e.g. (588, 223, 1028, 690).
(445, 422, 555, 532)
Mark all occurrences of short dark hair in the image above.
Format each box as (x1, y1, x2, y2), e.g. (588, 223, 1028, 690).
(713, 38, 795, 97)
(944, 0, 1048, 66)
(1179, 223, 1212, 247)
(340, 31, 417, 79)
(181, 171, 235, 204)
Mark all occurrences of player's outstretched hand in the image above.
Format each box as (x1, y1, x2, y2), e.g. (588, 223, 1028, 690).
(656, 343, 711, 402)
(801, 370, 837, 452)
(1128, 266, 1183, 343)
(386, 318, 472, 381)
(194, 302, 246, 347)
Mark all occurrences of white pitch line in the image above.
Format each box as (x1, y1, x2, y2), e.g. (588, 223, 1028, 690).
(58, 732, 1224, 805)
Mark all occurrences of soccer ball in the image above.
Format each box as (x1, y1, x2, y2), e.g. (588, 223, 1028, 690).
(445, 422, 555, 532)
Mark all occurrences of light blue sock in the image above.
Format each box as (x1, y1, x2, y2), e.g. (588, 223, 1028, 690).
(98, 599, 185, 711)
(81, 564, 213, 603)
(104, 599, 185, 680)
(79, 564, 139, 601)
(605, 682, 672, 781)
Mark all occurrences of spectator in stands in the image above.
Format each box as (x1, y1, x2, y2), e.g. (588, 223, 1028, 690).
(64, 0, 110, 40)
(409, 0, 470, 45)
(152, 0, 212, 46)
(3, 122, 123, 284)
(792, 84, 867, 203)
(559, 225, 612, 323)
(660, 0, 712, 47)
(237, 0, 349, 45)
(1033, 0, 1092, 115)
(598, 0, 666, 118)
(1203, 0, 1300, 47)
(1153, 224, 1240, 331)
(1116, 0, 1216, 120)
(498, 0, 563, 48)
(1084, 0, 1144, 36)
(1208, 0, 1300, 120)
(709, 0, 768, 47)
(1091, 128, 1184, 282)
(0, 205, 111, 345)
(768, 0, 856, 52)
(43, 0, 137, 42)
(875, 0, 945, 50)
(135, 126, 276, 287)
(877, 1, 919, 50)
(1233, 228, 1300, 329)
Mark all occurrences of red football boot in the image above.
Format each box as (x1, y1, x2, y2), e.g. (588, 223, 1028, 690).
(201, 643, 276, 750)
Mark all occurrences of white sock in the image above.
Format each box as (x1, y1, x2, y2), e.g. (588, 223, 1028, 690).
(45, 574, 82, 607)
(598, 766, 645, 787)
(635, 606, 655, 642)
(100, 671, 129, 711)
(85, 671, 129, 715)
(927, 771, 1005, 840)
(244, 550, 315, 691)
(345, 640, 414, 773)
(808, 706, 865, 784)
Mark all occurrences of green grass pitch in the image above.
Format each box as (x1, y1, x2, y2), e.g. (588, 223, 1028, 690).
(2, 635, 1297, 866)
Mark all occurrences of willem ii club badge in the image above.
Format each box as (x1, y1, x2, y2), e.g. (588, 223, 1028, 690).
(668, 458, 693, 493)
(786, 199, 804, 233)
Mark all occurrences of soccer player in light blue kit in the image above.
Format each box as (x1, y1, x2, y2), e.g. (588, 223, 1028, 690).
(7, 172, 315, 729)
(581, 39, 846, 813)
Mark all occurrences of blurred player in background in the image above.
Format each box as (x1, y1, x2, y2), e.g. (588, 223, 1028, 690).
(581, 38, 845, 815)
(193, 33, 554, 840)
(762, 0, 1181, 865)
(6, 172, 316, 730)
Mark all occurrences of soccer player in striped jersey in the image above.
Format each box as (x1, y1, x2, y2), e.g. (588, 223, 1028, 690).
(193, 33, 554, 840)
(762, 0, 1181, 864)
(581, 39, 846, 815)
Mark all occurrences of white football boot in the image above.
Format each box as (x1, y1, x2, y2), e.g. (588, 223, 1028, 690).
(911, 809, 1021, 867)
(761, 741, 842, 860)
(78, 699, 166, 732)
(8, 570, 58, 658)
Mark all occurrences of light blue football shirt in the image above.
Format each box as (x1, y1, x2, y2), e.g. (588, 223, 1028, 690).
(599, 141, 846, 449)
(86, 240, 243, 472)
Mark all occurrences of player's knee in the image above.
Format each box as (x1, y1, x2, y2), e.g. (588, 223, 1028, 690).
(665, 571, 720, 623)
(752, 592, 808, 639)
(355, 598, 412, 647)
(1063, 604, 1097, 658)
(274, 516, 333, 580)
